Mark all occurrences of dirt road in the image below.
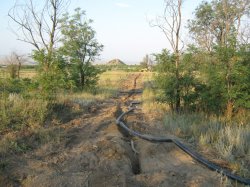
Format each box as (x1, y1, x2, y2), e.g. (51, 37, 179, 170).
(2, 74, 226, 186)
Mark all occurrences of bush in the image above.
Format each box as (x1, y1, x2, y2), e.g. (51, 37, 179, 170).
(0, 78, 38, 95)
(154, 49, 202, 112)
(0, 94, 48, 131)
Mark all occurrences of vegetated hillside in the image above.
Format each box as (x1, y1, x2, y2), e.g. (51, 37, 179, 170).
(106, 59, 126, 66)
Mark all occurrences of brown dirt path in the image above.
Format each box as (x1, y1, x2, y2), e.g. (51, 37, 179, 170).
(1, 73, 227, 187)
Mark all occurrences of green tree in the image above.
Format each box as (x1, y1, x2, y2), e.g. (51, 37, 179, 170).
(9, 0, 70, 97)
(230, 44, 250, 110)
(188, 0, 250, 49)
(60, 8, 103, 90)
(33, 50, 70, 100)
(151, 0, 183, 112)
(155, 49, 201, 112)
(187, 2, 215, 52)
(9, 0, 70, 71)
(188, 0, 250, 118)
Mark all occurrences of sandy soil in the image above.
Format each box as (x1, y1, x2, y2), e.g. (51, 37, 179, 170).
(1, 73, 228, 187)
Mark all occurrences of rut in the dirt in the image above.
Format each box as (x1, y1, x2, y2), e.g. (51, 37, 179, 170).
(115, 74, 142, 175)
(0, 73, 234, 187)
(115, 74, 233, 186)
(114, 104, 141, 175)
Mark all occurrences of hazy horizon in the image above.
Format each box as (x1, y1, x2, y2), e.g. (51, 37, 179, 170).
(0, 0, 205, 64)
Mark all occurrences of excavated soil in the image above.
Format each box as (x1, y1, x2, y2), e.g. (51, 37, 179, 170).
(0, 73, 229, 187)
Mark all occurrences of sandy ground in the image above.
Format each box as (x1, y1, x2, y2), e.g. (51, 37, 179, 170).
(1, 74, 228, 187)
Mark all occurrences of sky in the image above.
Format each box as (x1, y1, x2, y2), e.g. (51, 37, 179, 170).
(0, 0, 205, 64)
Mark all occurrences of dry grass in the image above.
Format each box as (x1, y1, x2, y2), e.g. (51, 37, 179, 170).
(57, 92, 109, 108)
(0, 70, 134, 154)
(0, 126, 62, 156)
(19, 69, 37, 78)
(0, 68, 37, 79)
(0, 93, 53, 158)
(0, 70, 131, 131)
(0, 71, 154, 164)
(141, 74, 170, 120)
(142, 86, 250, 178)
(99, 70, 129, 82)
(142, 87, 169, 116)
(0, 70, 137, 174)
(164, 113, 250, 177)
(59, 71, 153, 111)
(99, 70, 129, 90)
(140, 72, 154, 82)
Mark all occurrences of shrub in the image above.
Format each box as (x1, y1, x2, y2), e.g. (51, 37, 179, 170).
(0, 94, 48, 131)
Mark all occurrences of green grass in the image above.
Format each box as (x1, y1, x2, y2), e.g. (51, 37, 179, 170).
(0, 93, 48, 131)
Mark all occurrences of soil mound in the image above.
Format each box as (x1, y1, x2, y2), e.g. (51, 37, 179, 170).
(107, 59, 126, 66)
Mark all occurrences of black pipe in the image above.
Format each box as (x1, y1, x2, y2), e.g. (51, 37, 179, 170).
(116, 105, 250, 185)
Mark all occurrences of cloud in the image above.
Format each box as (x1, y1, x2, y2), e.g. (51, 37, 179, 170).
(115, 2, 130, 8)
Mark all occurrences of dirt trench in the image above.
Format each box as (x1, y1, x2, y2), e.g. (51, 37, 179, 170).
(1, 74, 226, 187)
(116, 74, 223, 187)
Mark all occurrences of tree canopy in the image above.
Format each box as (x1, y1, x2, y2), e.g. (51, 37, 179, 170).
(60, 8, 103, 90)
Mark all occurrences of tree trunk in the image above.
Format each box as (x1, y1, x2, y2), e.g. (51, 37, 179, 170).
(226, 100, 233, 120)
(175, 65, 181, 112)
(175, 0, 182, 113)
(17, 62, 21, 78)
(80, 70, 85, 90)
(176, 88, 181, 112)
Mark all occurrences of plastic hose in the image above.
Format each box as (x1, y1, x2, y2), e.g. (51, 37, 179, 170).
(116, 103, 250, 185)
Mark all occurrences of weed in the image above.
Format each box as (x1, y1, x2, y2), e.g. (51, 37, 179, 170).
(0, 93, 48, 131)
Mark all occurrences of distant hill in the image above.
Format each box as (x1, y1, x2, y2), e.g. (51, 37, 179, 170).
(106, 59, 126, 66)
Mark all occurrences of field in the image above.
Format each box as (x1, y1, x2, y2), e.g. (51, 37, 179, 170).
(0, 70, 249, 186)
(0, 67, 37, 79)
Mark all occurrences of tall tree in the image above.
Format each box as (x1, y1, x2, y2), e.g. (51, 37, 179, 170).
(188, 0, 250, 49)
(151, 0, 183, 112)
(188, 0, 250, 118)
(238, 23, 250, 46)
(188, 2, 215, 52)
(8, 0, 69, 70)
(60, 8, 103, 90)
